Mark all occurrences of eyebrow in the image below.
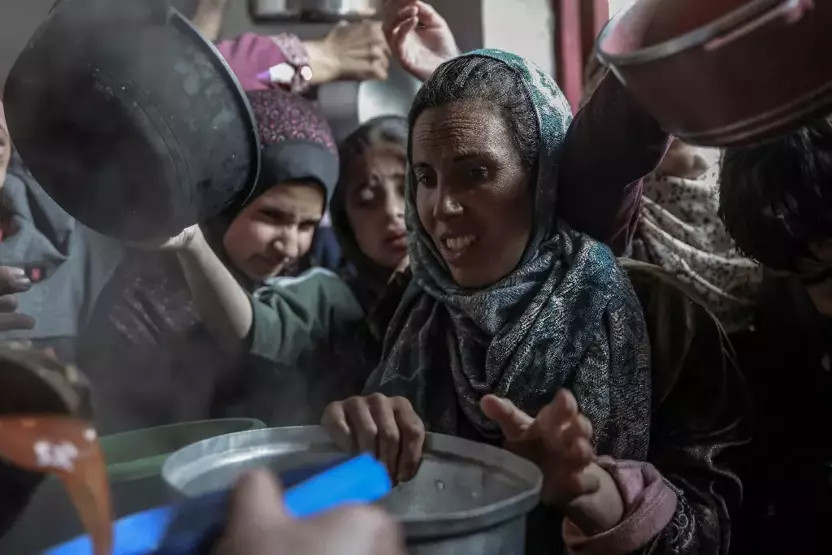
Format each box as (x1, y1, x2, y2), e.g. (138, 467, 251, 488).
(413, 151, 493, 166)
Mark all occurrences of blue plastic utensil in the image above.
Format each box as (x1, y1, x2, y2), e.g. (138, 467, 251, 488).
(44, 454, 391, 555)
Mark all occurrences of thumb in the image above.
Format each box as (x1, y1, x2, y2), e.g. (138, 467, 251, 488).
(414, 1, 445, 27)
(481, 395, 533, 441)
(226, 469, 289, 532)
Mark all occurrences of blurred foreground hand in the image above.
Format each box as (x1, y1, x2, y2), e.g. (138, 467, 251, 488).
(215, 469, 406, 555)
(0, 266, 35, 332)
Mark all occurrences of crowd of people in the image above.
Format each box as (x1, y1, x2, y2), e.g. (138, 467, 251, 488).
(0, 0, 830, 553)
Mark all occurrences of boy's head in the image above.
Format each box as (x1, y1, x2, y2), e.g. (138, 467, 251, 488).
(719, 115, 832, 284)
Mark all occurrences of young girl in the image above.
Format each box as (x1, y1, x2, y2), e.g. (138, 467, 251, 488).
(77, 89, 338, 433)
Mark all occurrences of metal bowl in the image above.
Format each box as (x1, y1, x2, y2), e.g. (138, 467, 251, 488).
(249, 0, 382, 22)
(597, 0, 832, 147)
(162, 426, 542, 554)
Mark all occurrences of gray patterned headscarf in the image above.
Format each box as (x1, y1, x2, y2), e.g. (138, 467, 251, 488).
(363, 50, 650, 457)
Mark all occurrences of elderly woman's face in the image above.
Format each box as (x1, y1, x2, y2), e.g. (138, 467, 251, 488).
(412, 101, 534, 288)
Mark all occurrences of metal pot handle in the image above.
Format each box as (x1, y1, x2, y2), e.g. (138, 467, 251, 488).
(705, 0, 814, 51)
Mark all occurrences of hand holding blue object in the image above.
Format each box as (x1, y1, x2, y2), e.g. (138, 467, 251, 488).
(44, 454, 392, 555)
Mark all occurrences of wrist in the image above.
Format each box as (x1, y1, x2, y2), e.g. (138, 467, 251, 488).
(304, 39, 339, 85)
(177, 227, 209, 257)
(563, 463, 624, 535)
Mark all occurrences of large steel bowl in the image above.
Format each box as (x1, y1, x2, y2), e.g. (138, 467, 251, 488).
(598, 0, 832, 147)
(162, 426, 542, 554)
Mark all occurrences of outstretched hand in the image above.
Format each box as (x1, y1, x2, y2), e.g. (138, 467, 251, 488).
(481, 389, 599, 507)
(481, 389, 625, 534)
(309, 21, 391, 83)
(383, 0, 459, 82)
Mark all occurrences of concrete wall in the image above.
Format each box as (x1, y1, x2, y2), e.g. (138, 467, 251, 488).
(482, 0, 554, 75)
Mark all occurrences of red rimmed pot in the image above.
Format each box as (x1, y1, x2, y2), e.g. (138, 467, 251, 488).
(598, 0, 832, 147)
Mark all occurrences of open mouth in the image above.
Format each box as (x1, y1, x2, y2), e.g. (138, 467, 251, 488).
(438, 234, 478, 263)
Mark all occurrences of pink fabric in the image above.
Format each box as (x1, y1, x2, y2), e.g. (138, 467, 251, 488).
(216, 33, 302, 92)
(563, 457, 678, 555)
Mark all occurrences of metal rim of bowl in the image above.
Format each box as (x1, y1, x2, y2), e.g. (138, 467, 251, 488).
(597, 0, 784, 66)
(161, 426, 543, 540)
(170, 8, 261, 208)
(102, 418, 265, 481)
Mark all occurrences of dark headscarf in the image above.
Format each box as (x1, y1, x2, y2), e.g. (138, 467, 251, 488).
(363, 50, 650, 457)
(330, 116, 408, 312)
(204, 88, 338, 283)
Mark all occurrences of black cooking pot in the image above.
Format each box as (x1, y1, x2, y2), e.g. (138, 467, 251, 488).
(3, 0, 260, 241)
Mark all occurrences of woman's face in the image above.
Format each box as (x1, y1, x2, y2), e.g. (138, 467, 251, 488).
(223, 181, 325, 281)
(344, 146, 408, 271)
(412, 101, 534, 288)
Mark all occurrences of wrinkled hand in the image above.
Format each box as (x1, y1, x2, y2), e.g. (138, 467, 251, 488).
(383, 0, 459, 82)
(481, 389, 599, 508)
(215, 469, 406, 555)
(314, 21, 391, 82)
(322, 394, 425, 482)
(0, 267, 35, 332)
(130, 224, 202, 251)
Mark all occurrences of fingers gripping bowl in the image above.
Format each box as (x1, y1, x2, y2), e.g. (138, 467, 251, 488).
(162, 426, 542, 554)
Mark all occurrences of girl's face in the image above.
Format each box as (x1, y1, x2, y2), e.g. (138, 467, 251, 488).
(412, 100, 534, 288)
(344, 146, 408, 271)
(223, 182, 325, 281)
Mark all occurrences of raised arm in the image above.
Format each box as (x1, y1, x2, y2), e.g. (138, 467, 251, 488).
(216, 24, 389, 94)
(557, 70, 671, 255)
(175, 228, 253, 354)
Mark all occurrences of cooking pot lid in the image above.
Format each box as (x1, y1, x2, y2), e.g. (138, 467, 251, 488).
(3, 0, 260, 241)
(162, 425, 542, 540)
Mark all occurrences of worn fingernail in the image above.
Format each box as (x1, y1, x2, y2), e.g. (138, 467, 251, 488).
(15, 278, 31, 290)
(7, 268, 26, 278)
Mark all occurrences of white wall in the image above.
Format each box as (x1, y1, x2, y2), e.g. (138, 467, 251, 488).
(482, 0, 554, 75)
(0, 0, 55, 90)
(609, 0, 635, 17)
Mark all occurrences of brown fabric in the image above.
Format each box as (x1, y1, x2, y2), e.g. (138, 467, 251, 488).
(558, 71, 671, 256)
(622, 260, 748, 554)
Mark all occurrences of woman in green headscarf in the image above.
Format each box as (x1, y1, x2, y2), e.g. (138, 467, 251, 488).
(321, 51, 738, 554)
(169, 48, 739, 553)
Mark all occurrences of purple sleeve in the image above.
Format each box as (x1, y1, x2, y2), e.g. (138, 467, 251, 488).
(563, 457, 678, 555)
(215, 32, 293, 91)
(557, 71, 671, 256)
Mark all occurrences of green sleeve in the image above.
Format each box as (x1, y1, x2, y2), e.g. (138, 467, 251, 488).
(248, 268, 365, 366)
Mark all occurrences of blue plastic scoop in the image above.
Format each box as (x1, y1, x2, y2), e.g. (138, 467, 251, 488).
(44, 454, 391, 555)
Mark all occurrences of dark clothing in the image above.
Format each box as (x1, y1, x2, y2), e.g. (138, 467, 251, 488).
(77, 252, 234, 434)
(624, 261, 747, 554)
(732, 274, 832, 555)
(0, 154, 123, 361)
(559, 72, 670, 256)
